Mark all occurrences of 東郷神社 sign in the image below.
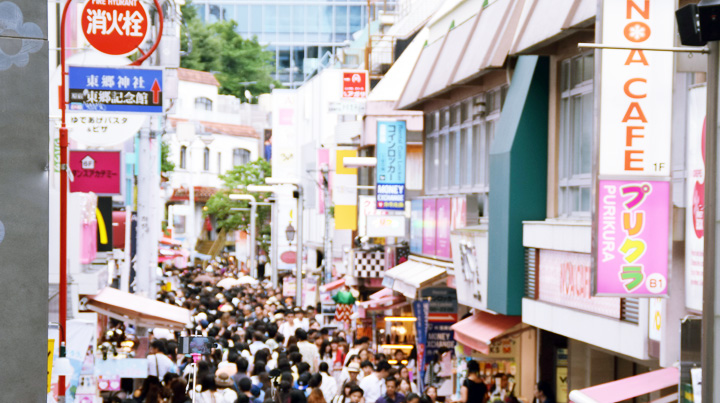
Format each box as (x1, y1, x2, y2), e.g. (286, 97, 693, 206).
(68, 66, 163, 113)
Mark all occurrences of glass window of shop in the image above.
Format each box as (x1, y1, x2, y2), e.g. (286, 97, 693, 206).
(558, 52, 593, 217)
(423, 88, 504, 215)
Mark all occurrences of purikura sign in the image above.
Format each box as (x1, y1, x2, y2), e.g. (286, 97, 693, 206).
(599, 0, 674, 176)
(597, 180, 669, 295)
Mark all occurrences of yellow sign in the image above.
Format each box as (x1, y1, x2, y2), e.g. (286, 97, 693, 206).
(556, 366, 568, 403)
(48, 339, 55, 393)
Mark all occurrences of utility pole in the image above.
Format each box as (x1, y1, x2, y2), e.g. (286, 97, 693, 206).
(296, 186, 304, 306)
(271, 198, 279, 288)
(135, 118, 158, 299)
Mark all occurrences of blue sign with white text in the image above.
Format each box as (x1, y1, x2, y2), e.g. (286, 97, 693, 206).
(376, 121, 406, 210)
(68, 66, 163, 113)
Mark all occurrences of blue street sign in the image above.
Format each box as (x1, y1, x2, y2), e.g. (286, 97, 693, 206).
(376, 120, 406, 210)
(68, 66, 163, 113)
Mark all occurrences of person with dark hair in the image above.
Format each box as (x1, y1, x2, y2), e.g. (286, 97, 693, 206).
(296, 327, 320, 372)
(168, 377, 191, 403)
(405, 393, 421, 403)
(307, 373, 326, 403)
(360, 361, 374, 378)
(422, 386, 437, 403)
(251, 331, 269, 355)
(133, 376, 167, 403)
(375, 377, 404, 403)
(234, 357, 250, 387)
(319, 362, 338, 399)
(347, 385, 363, 403)
(459, 360, 487, 403)
(533, 381, 555, 403)
(195, 374, 218, 403)
(239, 377, 262, 403)
(359, 360, 391, 403)
(148, 339, 175, 379)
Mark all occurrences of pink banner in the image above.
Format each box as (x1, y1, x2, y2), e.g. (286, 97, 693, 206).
(436, 198, 451, 258)
(597, 180, 669, 295)
(422, 199, 437, 255)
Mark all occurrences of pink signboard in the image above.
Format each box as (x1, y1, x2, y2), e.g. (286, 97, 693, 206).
(69, 150, 122, 195)
(422, 199, 437, 255)
(596, 180, 669, 295)
(436, 198, 451, 258)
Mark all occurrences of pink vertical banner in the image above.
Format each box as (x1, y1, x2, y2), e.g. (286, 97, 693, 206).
(422, 199, 437, 256)
(436, 198, 451, 258)
(596, 180, 670, 295)
(317, 149, 330, 213)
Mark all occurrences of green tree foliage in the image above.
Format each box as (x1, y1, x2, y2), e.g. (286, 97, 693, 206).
(181, 1, 280, 103)
(161, 140, 175, 174)
(204, 159, 273, 251)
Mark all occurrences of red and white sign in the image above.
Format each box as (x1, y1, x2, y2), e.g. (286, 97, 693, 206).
(686, 85, 706, 312)
(82, 0, 149, 56)
(342, 71, 367, 98)
(69, 150, 122, 195)
(599, 0, 674, 176)
(538, 250, 621, 319)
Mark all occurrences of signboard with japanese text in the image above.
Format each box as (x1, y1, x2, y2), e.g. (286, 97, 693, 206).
(82, 0, 150, 56)
(686, 85, 705, 312)
(538, 250, 620, 318)
(413, 299, 429, 391)
(342, 71, 367, 98)
(422, 199, 437, 256)
(596, 180, 670, 296)
(410, 200, 424, 254)
(358, 195, 389, 237)
(69, 150, 122, 195)
(68, 66, 163, 113)
(426, 322, 455, 362)
(598, 0, 674, 176)
(421, 287, 458, 322)
(436, 198, 451, 258)
(68, 113, 146, 146)
(376, 121, 406, 210)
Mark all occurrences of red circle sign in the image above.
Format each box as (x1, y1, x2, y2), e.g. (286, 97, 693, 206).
(81, 0, 149, 56)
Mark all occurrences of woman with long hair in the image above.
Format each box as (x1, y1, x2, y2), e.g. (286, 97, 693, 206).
(168, 377, 191, 403)
(307, 373, 326, 403)
(423, 385, 438, 403)
(458, 360, 487, 403)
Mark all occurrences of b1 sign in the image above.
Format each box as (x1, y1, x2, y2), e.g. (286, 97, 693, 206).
(598, 0, 674, 176)
(69, 150, 122, 195)
(596, 180, 669, 295)
(376, 121, 406, 210)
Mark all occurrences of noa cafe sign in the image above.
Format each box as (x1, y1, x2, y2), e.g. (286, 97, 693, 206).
(82, 0, 149, 56)
(599, 0, 674, 177)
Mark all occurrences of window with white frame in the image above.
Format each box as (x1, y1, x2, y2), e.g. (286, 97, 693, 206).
(195, 97, 213, 111)
(423, 87, 505, 216)
(558, 52, 594, 217)
(233, 148, 251, 166)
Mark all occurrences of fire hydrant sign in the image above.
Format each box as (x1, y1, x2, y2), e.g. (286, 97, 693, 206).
(69, 150, 122, 195)
(82, 0, 149, 56)
(68, 66, 163, 113)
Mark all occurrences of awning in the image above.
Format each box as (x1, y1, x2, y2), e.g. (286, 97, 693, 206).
(320, 278, 346, 292)
(358, 295, 405, 309)
(568, 367, 679, 403)
(510, 0, 595, 55)
(370, 287, 394, 300)
(86, 287, 192, 331)
(451, 311, 521, 355)
(383, 260, 447, 298)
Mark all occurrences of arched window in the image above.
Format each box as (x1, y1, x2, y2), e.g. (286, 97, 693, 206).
(233, 148, 251, 166)
(195, 97, 213, 111)
(180, 145, 187, 169)
(203, 147, 210, 171)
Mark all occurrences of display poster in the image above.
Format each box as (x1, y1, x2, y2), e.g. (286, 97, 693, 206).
(686, 85, 706, 312)
(413, 300, 429, 391)
(599, 0, 674, 176)
(422, 199, 437, 256)
(596, 180, 669, 295)
(436, 198, 451, 258)
(410, 200, 424, 254)
(451, 230, 489, 311)
(376, 121, 407, 210)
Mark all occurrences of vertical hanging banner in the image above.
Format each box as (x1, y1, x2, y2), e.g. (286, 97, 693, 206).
(594, 0, 674, 296)
(685, 85, 706, 311)
(413, 299, 430, 392)
(376, 121, 407, 210)
(334, 149, 358, 230)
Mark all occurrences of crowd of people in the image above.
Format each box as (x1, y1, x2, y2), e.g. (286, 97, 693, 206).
(100, 257, 555, 403)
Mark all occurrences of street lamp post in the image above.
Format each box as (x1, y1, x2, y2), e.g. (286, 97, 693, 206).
(229, 194, 257, 278)
(247, 185, 280, 288)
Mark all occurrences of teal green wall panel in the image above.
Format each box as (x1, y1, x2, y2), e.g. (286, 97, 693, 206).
(487, 56, 549, 315)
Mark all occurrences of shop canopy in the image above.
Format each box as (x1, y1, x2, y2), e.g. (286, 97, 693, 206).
(86, 287, 192, 331)
(358, 294, 405, 309)
(320, 278, 346, 292)
(382, 260, 447, 298)
(568, 367, 679, 403)
(451, 311, 521, 355)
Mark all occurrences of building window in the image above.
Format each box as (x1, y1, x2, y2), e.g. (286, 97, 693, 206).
(558, 52, 594, 217)
(233, 148, 251, 166)
(423, 87, 504, 215)
(203, 147, 210, 171)
(180, 145, 187, 169)
(195, 97, 213, 111)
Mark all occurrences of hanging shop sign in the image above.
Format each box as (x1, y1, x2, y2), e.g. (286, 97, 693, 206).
(421, 287, 458, 322)
(436, 198, 451, 258)
(376, 121, 407, 210)
(342, 71, 368, 98)
(450, 229, 489, 311)
(685, 85, 706, 312)
(68, 66, 163, 113)
(68, 113, 146, 146)
(81, 0, 150, 56)
(538, 250, 620, 318)
(596, 180, 670, 296)
(334, 149, 358, 230)
(69, 150, 122, 195)
(413, 299, 429, 390)
(598, 0, 674, 176)
(359, 195, 389, 237)
(410, 201, 423, 254)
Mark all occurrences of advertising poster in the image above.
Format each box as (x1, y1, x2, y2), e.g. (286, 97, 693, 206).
(426, 322, 455, 364)
(376, 121, 407, 210)
(686, 85, 706, 312)
(436, 198, 451, 258)
(422, 199, 437, 256)
(413, 300, 429, 391)
(596, 180, 670, 295)
(410, 200, 424, 254)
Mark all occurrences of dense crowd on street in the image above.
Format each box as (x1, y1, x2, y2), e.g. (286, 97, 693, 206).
(100, 256, 555, 403)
